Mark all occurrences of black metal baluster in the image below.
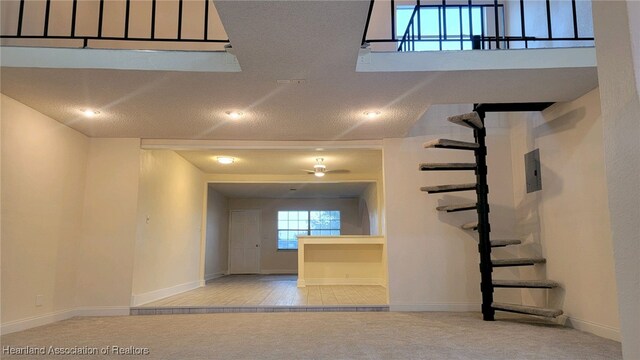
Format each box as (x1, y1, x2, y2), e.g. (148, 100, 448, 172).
(468, 0, 473, 46)
(417, 0, 421, 41)
(204, 0, 210, 40)
(459, 5, 463, 50)
(546, 0, 552, 39)
(438, 6, 442, 50)
(493, 0, 499, 49)
(97, 0, 104, 38)
(124, 0, 131, 38)
(43, 0, 51, 36)
(481, 7, 485, 49)
(177, 0, 183, 40)
(520, 0, 527, 48)
(571, 0, 578, 38)
(391, 0, 396, 40)
(151, 0, 157, 39)
(71, 0, 78, 37)
(16, 0, 25, 36)
(442, 0, 447, 41)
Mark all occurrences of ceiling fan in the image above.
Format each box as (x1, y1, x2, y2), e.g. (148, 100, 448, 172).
(304, 158, 350, 177)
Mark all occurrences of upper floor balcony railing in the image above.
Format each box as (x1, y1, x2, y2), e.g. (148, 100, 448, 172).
(0, 0, 229, 51)
(362, 0, 595, 52)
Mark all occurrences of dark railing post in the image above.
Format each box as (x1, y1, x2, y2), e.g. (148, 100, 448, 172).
(125, 0, 131, 38)
(458, 6, 463, 50)
(43, 0, 51, 36)
(391, 0, 396, 40)
(178, 0, 184, 40)
(468, 0, 473, 46)
(204, 0, 210, 40)
(98, 0, 105, 38)
(571, 0, 578, 39)
(361, 0, 375, 45)
(546, 0, 552, 39)
(442, 0, 447, 42)
(493, 0, 500, 49)
(438, 6, 442, 50)
(472, 35, 481, 49)
(473, 108, 495, 321)
(520, 0, 527, 48)
(417, 0, 421, 41)
(16, 0, 25, 36)
(151, 0, 157, 39)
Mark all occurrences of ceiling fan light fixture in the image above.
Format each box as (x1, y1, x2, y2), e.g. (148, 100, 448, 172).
(314, 171, 326, 177)
(216, 156, 235, 164)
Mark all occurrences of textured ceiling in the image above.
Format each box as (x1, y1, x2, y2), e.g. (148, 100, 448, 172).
(177, 148, 382, 175)
(0, 1, 598, 140)
(208, 182, 372, 199)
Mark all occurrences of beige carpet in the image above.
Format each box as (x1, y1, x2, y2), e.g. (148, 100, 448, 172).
(1, 312, 621, 359)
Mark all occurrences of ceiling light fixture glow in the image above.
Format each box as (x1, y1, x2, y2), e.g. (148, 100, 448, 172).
(82, 109, 100, 117)
(364, 111, 381, 118)
(313, 158, 326, 177)
(225, 111, 243, 119)
(216, 156, 235, 165)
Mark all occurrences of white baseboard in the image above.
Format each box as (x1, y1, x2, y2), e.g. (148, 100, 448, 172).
(130, 280, 202, 307)
(564, 316, 621, 341)
(1, 306, 131, 335)
(1, 308, 76, 335)
(302, 278, 383, 286)
(205, 272, 226, 281)
(390, 303, 481, 312)
(260, 269, 297, 275)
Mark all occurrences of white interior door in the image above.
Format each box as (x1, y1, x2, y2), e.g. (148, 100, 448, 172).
(229, 210, 261, 274)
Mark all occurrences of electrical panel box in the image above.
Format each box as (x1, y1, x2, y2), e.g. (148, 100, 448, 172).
(525, 149, 542, 193)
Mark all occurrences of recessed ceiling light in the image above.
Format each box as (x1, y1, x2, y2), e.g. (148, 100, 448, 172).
(82, 109, 100, 117)
(217, 156, 234, 164)
(225, 111, 243, 119)
(364, 111, 381, 118)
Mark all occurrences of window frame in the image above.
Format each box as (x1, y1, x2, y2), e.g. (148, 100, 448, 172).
(277, 210, 341, 250)
(395, 4, 485, 51)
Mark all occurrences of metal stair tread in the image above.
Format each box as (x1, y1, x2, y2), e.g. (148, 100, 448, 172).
(447, 112, 484, 129)
(492, 257, 547, 267)
(419, 163, 477, 171)
(420, 183, 476, 193)
(492, 279, 559, 288)
(492, 302, 563, 318)
(436, 203, 477, 212)
(490, 239, 522, 247)
(461, 221, 478, 230)
(424, 139, 479, 150)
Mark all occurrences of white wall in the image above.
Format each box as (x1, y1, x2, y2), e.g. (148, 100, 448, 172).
(384, 120, 522, 311)
(131, 150, 205, 306)
(1, 95, 140, 333)
(592, 1, 640, 356)
(77, 138, 140, 309)
(204, 187, 229, 280)
(1, 94, 88, 325)
(508, 88, 620, 340)
(227, 197, 365, 274)
(360, 182, 378, 235)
